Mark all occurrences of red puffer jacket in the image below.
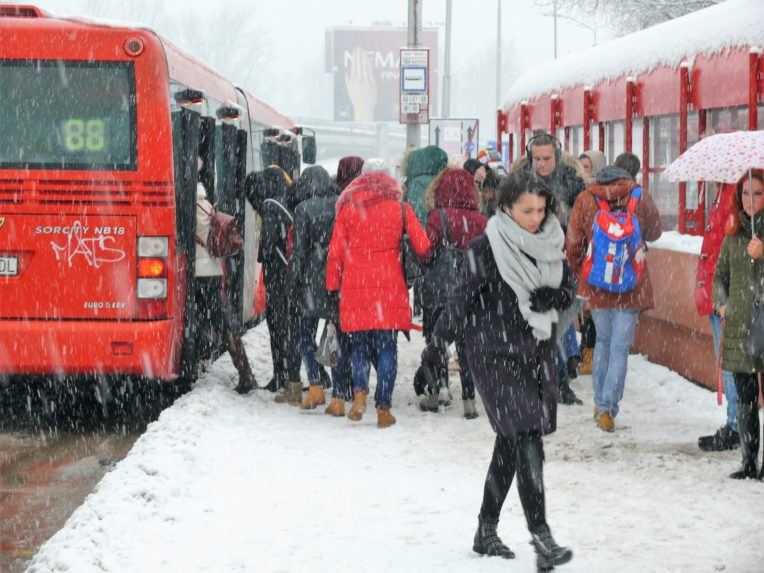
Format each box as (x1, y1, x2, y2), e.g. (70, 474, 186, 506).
(695, 183, 736, 316)
(425, 168, 487, 248)
(326, 172, 431, 332)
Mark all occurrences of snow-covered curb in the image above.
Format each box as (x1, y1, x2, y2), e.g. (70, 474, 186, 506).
(648, 230, 703, 255)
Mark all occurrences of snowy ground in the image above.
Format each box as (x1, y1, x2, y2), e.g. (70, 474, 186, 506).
(27, 323, 764, 573)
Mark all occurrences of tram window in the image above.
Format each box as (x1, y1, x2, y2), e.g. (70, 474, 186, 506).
(605, 121, 625, 164)
(568, 126, 583, 157)
(649, 114, 680, 231)
(631, 123, 644, 174)
(708, 106, 749, 134)
(556, 128, 566, 151)
(588, 122, 599, 152)
(759, 105, 764, 130)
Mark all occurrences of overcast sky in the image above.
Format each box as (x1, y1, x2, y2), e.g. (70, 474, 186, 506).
(35, 0, 612, 142)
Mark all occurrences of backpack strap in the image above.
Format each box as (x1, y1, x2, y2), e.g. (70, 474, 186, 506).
(263, 198, 294, 223)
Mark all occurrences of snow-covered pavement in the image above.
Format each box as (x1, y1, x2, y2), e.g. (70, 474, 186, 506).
(27, 323, 764, 573)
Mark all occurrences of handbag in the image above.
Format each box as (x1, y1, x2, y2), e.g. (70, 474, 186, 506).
(316, 321, 340, 368)
(196, 202, 243, 258)
(400, 204, 420, 287)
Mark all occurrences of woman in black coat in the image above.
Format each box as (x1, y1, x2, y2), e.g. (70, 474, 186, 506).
(254, 167, 303, 402)
(424, 170, 574, 572)
(288, 166, 346, 411)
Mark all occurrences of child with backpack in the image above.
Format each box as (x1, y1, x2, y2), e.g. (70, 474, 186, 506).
(565, 166, 662, 432)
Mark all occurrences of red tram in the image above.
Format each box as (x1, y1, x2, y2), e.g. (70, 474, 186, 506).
(0, 5, 309, 386)
(497, 0, 764, 388)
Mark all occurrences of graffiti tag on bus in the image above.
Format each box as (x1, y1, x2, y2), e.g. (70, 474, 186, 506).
(36, 221, 126, 268)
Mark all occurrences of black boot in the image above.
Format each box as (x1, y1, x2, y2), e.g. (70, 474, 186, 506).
(473, 516, 516, 559)
(729, 401, 759, 480)
(531, 525, 573, 572)
(698, 425, 740, 452)
(319, 367, 332, 389)
(559, 379, 582, 406)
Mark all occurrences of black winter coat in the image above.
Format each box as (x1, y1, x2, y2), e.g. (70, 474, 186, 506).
(256, 169, 293, 294)
(434, 235, 575, 437)
(290, 194, 339, 320)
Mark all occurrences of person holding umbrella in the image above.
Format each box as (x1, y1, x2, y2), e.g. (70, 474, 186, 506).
(664, 130, 764, 478)
(713, 169, 764, 479)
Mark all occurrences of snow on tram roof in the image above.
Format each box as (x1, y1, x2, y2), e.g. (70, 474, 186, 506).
(504, 0, 764, 108)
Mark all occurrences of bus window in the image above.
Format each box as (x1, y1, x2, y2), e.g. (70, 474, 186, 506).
(759, 104, 764, 130)
(0, 60, 136, 170)
(648, 114, 680, 231)
(605, 121, 625, 164)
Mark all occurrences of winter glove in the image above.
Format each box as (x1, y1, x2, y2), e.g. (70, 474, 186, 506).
(529, 286, 570, 313)
(421, 343, 447, 372)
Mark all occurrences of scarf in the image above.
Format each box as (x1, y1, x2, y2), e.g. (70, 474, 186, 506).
(485, 211, 565, 341)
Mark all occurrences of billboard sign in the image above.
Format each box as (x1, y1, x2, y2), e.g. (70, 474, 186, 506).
(326, 27, 439, 122)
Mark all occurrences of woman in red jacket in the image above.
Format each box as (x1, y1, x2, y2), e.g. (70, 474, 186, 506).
(695, 183, 739, 451)
(326, 172, 431, 428)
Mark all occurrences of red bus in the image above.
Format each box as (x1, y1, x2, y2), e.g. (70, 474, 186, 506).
(496, 0, 763, 389)
(0, 5, 311, 387)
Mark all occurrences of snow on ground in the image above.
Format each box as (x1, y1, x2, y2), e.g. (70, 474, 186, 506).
(27, 323, 764, 573)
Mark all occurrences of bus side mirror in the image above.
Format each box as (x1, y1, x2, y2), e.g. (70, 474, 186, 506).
(302, 135, 317, 165)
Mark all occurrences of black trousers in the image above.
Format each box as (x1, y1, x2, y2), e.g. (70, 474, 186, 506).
(734, 372, 761, 464)
(480, 432, 547, 534)
(264, 266, 301, 385)
(422, 306, 475, 400)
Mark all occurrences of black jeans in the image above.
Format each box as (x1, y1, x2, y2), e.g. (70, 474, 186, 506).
(480, 432, 547, 534)
(264, 266, 301, 384)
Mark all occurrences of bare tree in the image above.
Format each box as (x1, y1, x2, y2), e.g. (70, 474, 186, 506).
(534, 0, 722, 34)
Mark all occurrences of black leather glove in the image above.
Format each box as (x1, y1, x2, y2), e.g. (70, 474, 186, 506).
(529, 286, 568, 313)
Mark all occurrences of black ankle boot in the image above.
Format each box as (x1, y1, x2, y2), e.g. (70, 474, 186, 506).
(473, 516, 515, 559)
(559, 380, 582, 405)
(531, 525, 573, 572)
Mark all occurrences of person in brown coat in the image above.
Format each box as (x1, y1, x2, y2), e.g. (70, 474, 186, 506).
(566, 166, 662, 432)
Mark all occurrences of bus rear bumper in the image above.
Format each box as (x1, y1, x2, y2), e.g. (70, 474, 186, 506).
(0, 320, 181, 380)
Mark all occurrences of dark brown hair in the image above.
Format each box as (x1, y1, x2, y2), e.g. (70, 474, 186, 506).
(727, 169, 764, 236)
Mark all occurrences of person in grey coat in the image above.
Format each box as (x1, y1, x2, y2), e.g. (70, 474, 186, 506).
(422, 170, 574, 572)
(289, 166, 349, 413)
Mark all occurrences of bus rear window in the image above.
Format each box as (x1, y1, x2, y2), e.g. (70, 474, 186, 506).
(0, 60, 136, 170)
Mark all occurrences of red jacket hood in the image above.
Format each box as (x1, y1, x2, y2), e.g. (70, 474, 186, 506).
(433, 168, 479, 210)
(336, 172, 402, 213)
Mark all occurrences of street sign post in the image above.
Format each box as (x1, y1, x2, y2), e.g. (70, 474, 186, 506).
(399, 48, 430, 125)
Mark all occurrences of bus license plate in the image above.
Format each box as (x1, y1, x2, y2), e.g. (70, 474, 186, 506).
(0, 256, 18, 276)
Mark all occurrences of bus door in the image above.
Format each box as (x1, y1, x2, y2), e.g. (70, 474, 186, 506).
(216, 123, 253, 327)
(171, 108, 201, 381)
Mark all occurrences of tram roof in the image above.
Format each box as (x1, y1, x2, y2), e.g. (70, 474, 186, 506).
(504, 0, 764, 109)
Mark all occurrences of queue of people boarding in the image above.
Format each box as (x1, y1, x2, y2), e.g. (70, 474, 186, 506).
(194, 131, 764, 571)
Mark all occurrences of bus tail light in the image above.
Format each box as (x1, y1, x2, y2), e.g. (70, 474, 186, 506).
(136, 236, 169, 319)
(137, 278, 167, 299)
(138, 258, 166, 278)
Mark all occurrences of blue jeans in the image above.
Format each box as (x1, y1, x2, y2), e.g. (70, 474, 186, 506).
(348, 330, 397, 408)
(591, 309, 639, 417)
(562, 324, 580, 360)
(299, 317, 323, 385)
(709, 314, 738, 431)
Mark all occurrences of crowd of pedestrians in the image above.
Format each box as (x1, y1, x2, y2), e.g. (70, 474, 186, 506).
(197, 131, 764, 571)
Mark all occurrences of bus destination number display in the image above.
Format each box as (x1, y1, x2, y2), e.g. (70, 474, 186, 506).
(62, 119, 106, 153)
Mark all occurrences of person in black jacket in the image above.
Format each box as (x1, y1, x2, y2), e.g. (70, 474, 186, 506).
(255, 166, 303, 403)
(288, 166, 347, 412)
(423, 170, 574, 572)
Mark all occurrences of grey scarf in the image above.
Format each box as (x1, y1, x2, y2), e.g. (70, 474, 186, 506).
(485, 211, 565, 341)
